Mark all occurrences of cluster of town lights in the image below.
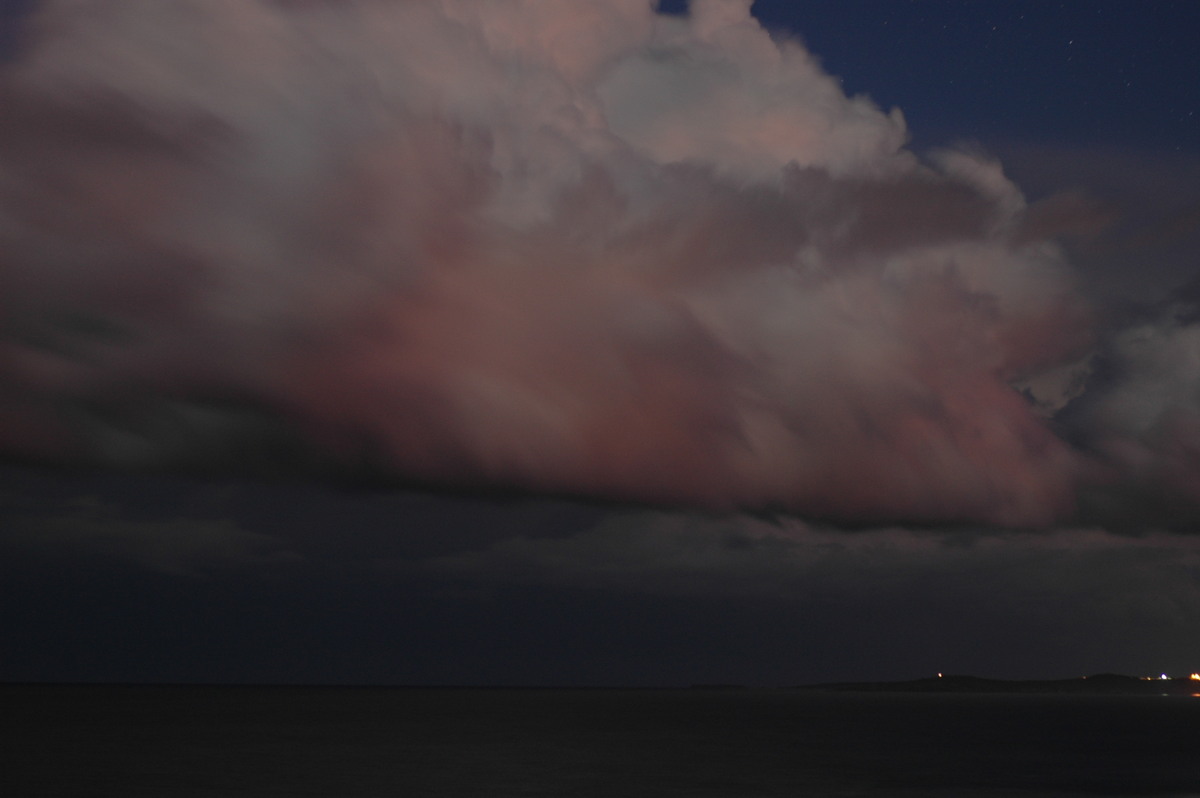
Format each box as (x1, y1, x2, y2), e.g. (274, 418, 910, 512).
(933, 673, 1200, 681)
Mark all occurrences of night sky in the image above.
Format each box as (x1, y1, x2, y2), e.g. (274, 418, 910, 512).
(2, 0, 1199, 687)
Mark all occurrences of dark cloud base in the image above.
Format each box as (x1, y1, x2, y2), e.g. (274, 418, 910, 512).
(4, 464, 1199, 686)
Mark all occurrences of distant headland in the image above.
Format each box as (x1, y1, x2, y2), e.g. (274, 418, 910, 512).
(802, 673, 1200, 696)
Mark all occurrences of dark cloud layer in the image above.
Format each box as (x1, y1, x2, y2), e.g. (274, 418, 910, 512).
(0, 0, 1196, 531)
(4, 471, 1199, 685)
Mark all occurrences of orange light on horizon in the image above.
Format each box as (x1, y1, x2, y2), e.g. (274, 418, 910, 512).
(1190, 673, 1200, 681)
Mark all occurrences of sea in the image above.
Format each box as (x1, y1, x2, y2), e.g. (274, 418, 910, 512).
(3, 685, 1199, 797)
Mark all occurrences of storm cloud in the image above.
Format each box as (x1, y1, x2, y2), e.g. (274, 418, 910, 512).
(0, 0, 1189, 527)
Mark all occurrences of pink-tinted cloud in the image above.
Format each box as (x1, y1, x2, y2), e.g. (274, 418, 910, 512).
(0, 0, 1139, 526)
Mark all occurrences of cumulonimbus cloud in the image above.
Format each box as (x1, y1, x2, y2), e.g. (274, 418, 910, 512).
(0, 0, 1159, 526)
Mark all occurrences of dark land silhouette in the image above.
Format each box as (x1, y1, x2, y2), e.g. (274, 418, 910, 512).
(804, 673, 1200, 696)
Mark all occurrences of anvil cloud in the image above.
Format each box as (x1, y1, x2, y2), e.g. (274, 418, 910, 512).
(0, 0, 1188, 527)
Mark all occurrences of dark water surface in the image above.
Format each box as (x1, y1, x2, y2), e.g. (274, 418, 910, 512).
(3, 685, 1199, 796)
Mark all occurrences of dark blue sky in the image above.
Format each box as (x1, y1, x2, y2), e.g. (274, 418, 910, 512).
(661, 0, 1200, 152)
(745, 0, 1200, 302)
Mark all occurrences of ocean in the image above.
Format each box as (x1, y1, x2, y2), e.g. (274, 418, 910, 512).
(3, 685, 1199, 797)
